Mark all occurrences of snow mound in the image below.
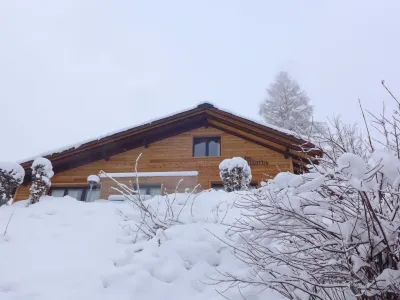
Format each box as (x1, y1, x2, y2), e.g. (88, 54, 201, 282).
(0, 192, 279, 300)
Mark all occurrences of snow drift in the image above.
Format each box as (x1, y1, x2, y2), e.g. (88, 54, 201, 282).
(0, 191, 279, 300)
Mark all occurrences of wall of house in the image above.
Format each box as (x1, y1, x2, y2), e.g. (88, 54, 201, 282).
(14, 127, 293, 201)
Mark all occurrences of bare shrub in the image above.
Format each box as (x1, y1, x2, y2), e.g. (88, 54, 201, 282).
(218, 82, 400, 300)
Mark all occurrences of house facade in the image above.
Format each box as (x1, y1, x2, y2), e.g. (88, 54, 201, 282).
(14, 103, 320, 201)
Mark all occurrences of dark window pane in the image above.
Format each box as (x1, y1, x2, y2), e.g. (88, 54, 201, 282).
(193, 137, 220, 157)
(211, 184, 224, 191)
(139, 185, 161, 196)
(208, 139, 220, 156)
(148, 186, 161, 196)
(193, 139, 207, 156)
(67, 189, 83, 201)
(51, 189, 65, 197)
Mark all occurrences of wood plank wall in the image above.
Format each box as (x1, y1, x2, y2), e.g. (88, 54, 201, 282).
(14, 126, 293, 201)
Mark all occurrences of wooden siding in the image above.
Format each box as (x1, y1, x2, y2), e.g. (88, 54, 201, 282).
(15, 126, 292, 201)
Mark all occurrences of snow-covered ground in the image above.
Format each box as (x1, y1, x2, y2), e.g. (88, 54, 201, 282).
(0, 192, 280, 300)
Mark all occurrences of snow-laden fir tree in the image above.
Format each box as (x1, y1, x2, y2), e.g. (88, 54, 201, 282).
(28, 157, 54, 205)
(0, 162, 25, 206)
(259, 71, 314, 135)
(219, 157, 251, 192)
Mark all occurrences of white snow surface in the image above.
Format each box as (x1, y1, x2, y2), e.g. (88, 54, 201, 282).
(0, 192, 279, 300)
(0, 162, 25, 183)
(31, 157, 54, 179)
(337, 153, 366, 180)
(99, 171, 199, 178)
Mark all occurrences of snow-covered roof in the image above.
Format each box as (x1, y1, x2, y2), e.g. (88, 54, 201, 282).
(18, 103, 203, 163)
(19, 102, 308, 165)
(218, 106, 304, 139)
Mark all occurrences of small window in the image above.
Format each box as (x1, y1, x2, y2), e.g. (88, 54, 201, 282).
(249, 183, 259, 189)
(211, 183, 258, 191)
(211, 183, 225, 191)
(50, 187, 101, 202)
(67, 188, 83, 200)
(138, 185, 161, 197)
(193, 137, 221, 157)
(50, 189, 65, 198)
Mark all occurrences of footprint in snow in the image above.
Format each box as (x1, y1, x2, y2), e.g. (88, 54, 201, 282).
(28, 213, 43, 219)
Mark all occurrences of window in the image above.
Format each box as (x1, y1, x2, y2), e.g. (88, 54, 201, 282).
(249, 183, 259, 189)
(50, 187, 101, 202)
(138, 185, 161, 197)
(193, 137, 220, 157)
(211, 183, 225, 191)
(211, 183, 259, 191)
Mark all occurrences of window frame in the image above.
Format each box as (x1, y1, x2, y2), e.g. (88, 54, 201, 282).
(192, 136, 221, 157)
(49, 186, 101, 202)
(138, 184, 162, 196)
(211, 183, 225, 191)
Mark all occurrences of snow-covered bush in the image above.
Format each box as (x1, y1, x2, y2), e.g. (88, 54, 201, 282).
(28, 158, 54, 205)
(0, 162, 25, 206)
(222, 84, 400, 300)
(227, 150, 400, 300)
(219, 157, 251, 192)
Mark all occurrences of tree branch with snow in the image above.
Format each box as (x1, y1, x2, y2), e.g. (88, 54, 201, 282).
(0, 162, 25, 207)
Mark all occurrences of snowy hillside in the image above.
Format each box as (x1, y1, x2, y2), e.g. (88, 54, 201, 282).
(0, 192, 280, 300)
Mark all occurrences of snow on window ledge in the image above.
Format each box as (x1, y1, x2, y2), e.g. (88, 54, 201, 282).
(100, 171, 199, 178)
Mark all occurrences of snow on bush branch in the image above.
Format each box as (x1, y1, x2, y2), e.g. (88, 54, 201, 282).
(0, 162, 25, 206)
(28, 157, 54, 205)
(219, 157, 251, 192)
(219, 83, 400, 300)
(222, 150, 400, 300)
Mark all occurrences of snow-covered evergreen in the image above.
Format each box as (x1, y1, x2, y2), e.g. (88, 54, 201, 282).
(219, 157, 251, 192)
(259, 71, 314, 135)
(28, 157, 54, 205)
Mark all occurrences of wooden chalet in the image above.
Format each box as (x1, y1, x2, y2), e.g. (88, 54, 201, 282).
(14, 103, 320, 202)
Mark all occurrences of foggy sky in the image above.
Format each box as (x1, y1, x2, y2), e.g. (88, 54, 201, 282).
(1, 0, 400, 161)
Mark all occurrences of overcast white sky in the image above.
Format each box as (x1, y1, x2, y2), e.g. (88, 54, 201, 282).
(1, 0, 400, 161)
